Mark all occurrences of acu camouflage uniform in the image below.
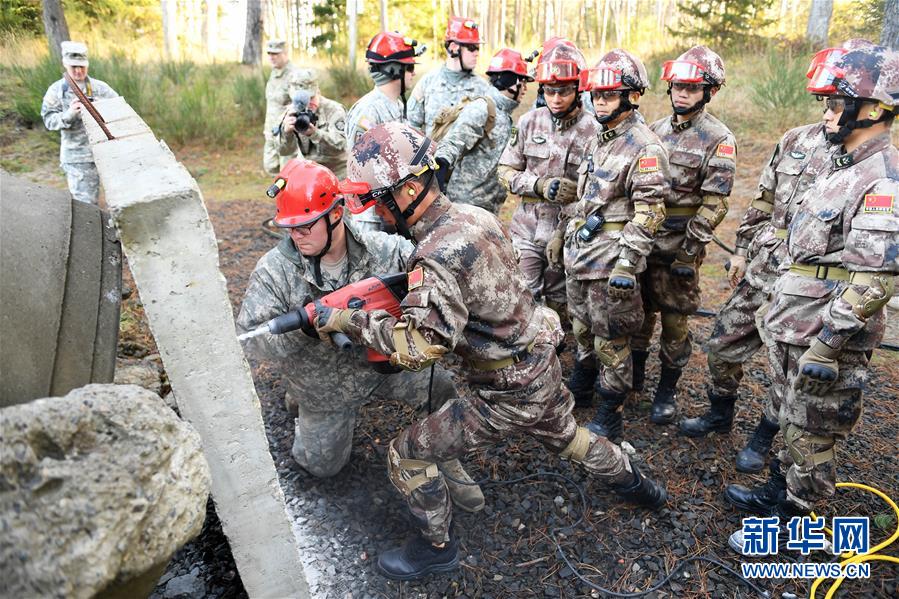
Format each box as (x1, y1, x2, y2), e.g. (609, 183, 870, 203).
(237, 221, 455, 477)
(763, 132, 898, 512)
(407, 66, 490, 136)
(263, 62, 297, 174)
(707, 123, 832, 416)
(341, 195, 635, 543)
(498, 106, 598, 305)
(434, 85, 518, 214)
(565, 111, 670, 395)
(630, 110, 736, 369)
(41, 76, 118, 204)
(278, 95, 348, 178)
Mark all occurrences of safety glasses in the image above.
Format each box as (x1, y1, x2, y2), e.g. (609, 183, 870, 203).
(590, 89, 626, 101)
(536, 60, 580, 83)
(544, 84, 578, 97)
(670, 82, 705, 93)
(816, 95, 847, 113)
(660, 60, 706, 83)
(460, 43, 480, 52)
(578, 67, 622, 91)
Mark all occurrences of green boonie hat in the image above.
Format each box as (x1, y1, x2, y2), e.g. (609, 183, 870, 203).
(266, 40, 287, 54)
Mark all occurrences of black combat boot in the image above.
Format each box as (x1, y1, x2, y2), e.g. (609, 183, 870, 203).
(614, 464, 668, 509)
(377, 532, 460, 580)
(679, 390, 736, 437)
(631, 349, 649, 392)
(650, 366, 681, 424)
(568, 359, 599, 408)
(724, 459, 786, 515)
(735, 416, 780, 473)
(586, 387, 625, 441)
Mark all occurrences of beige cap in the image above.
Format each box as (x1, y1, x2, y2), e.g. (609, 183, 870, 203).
(61, 41, 89, 67)
(289, 68, 319, 94)
(266, 39, 287, 54)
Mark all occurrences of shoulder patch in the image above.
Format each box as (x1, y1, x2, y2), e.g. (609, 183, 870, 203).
(335, 118, 345, 132)
(863, 194, 894, 214)
(716, 143, 735, 159)
(408, 266, 425, 290)
(638, 157, 659, 173)
(510, 126, 518, 146)
(532, 134, 546, 144)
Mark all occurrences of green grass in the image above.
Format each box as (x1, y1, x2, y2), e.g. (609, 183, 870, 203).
(8, 54, 61, 126)
(320, 63, 371, 107)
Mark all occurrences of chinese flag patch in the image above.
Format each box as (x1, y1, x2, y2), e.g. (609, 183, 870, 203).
(408, 266, 425, 290)
(638, 157, 659, 173)
(864, 194, 894, 213)
(716, 143, 736, 158)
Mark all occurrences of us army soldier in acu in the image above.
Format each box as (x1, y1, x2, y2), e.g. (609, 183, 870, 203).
(631, 46, 736, 426)
(318, 122, 667, 581)
(262, 40, 297, 174)
(725, 45, 899, 535)
(42, 41, 118, 204)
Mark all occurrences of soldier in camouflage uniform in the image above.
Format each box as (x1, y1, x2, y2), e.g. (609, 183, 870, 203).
(263, 40, 297, 174)
(725, 45, 898, 534)
(407, 16, 489, 136)
(564, 50, 670, 439)
(277, 68, 347, 177)
(630, 46, 737, 425)
(345, 32, 424, 231)
(498, 42, 596, 313)
(433, 49, 533, 214)
(320, 122, 667, 580)
(237, 159, 484, 513)
(41, 41, 118, 204)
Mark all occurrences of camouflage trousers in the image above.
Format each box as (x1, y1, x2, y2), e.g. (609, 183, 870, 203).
(61, 161, 100, 204)
(509, 201, 566, 304)
(768, 341, 869, 513)
(263, 134, 286, 175)
(566, 277, 645, 394)
(390, 343, 633, 543)
(288, 364, 456, 478)
(632, 262, 702, 369)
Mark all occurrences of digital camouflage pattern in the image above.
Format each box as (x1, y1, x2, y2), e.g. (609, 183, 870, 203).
(499, 106, 598, 303)
(41, 76, 118, 204)
(278, 95, 348, 178)
(342, 196, 633, 543)
(263, 62, 297, 174)
(407, 66, 490, 136)
(435, 85, 518, 214)
(675, 46, 725, 85)
(563, 110, 670, 393)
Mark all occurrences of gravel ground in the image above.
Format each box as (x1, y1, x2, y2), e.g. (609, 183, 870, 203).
(146, 198, 898, 599)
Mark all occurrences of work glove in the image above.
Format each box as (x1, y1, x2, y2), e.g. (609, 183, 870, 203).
(670, 248, 698, 279)
(727, 255, 747, 288)
(435, 156, 451, 193)
(313, 301, 355, 343)
(545, 229, 565, 266)
(608, 261, 637, 300)
(796, 339, 841, 396)
(536, 177, 578, 205)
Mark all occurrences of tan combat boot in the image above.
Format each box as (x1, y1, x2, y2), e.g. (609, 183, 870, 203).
(439, 459, 485, 513)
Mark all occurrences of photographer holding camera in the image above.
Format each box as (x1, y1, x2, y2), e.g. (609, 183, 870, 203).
(278, 68, 348, 177)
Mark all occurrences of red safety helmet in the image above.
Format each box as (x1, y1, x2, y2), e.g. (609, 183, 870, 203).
(487, 48, 534, 80)
(367, 31, 421, 65)
(445, 16, 482, 45)
(270, 159, 343, 227)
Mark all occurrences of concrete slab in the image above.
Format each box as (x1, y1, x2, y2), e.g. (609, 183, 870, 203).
(84, 98, 310, 598)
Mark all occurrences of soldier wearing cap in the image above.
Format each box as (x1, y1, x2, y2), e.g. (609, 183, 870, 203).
(263, 39, 298, 174)
(407, 16, 489, 136)
(41, 41, 118, 204)
(725, 44, 898, 544)
(630, 46, 737, 426)
(277, 67, 348, 177)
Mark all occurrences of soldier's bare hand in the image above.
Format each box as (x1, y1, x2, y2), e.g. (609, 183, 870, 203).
(301, 124, 316, 137)
(727, 256, 747, 287)
(283, 114, 297, 134)
(70, 100, 83, 112)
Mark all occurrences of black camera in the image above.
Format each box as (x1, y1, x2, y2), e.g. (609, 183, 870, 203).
(293, 109, 318, 133)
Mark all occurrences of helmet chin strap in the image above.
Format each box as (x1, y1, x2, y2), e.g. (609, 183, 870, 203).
(309, 213, 338, 286)
(825, 98, 888, 145)
(595, 94, 636, 126)
(447, 43, 472, 74)
(545, 85, 581, 121)
(667, 83, 711, 116)
(383, 170, 436, 243)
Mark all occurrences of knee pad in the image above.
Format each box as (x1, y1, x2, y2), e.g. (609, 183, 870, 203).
(660, 312, 689, 344)
(559, 426, 592, 463)
(783, 423, 836, 469)
(594, 336, 630, 368)
(387, 438, 441, 498)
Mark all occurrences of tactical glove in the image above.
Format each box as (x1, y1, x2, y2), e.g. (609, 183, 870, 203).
(608, 261, 637, 300)
(796, 339, 841, 396)
(435, 156, 451, 193)
(670, 248, 698, 279)
(545, 229, 565, 266)
(313, 301, 355, 343)
(536, 177, 578, 205)
(727, 255, 747, 288)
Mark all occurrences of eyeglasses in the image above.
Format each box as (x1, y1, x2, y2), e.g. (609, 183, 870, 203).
(404, 64, 415, 73)
(817, 95, 847, 113)
(288, 220, 318, 236)
(670, 82, 705, 93)
(590, 90, 625, 101)
(544, 85, 578, 97)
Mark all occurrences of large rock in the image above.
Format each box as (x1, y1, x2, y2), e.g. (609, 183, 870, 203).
(0, 384, 211, 599)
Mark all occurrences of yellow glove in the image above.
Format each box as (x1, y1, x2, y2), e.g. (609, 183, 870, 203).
(545, 230, 565, 266)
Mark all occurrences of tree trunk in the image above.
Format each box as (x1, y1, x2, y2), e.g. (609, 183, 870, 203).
(600, 0, 609, 54)
(347, 0, 357, 69)
(41, 0, 70, 61)
(380, 0, 388, 30)
(805, 0, 833, 46)
(513, 0, 522, 47)
(161, 0, 177, 60)
(882, 0, 899, 50)
(242, 0, 264, 65)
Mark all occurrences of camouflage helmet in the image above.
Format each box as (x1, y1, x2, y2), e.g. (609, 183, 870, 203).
(835, 45, 899, 107)
(842, 38, 876, 52)
(289, 68, 319, 95)
(534, 42, 586, 83)
(662, 45, 725, 86)
(581, 49, 649, 92)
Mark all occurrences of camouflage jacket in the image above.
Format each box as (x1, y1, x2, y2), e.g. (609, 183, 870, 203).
(346, 195, 545, 384)
(764, 133, 899, 351)
(41, 77, 118, 163)
(407, 65, 490, 136)
(435, 85, 518, 213)
(735, 123, 833, 292)
(648, 109, 736, 258)
(278, 96, 348, 177)
(345, 87, 406, 146)
(237, 221, 412, 405)
(264, 63, 296, 135)
(565, 111, 670, 280)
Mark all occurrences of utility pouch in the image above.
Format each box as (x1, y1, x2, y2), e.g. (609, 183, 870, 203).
(577, 213, 605, 242)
